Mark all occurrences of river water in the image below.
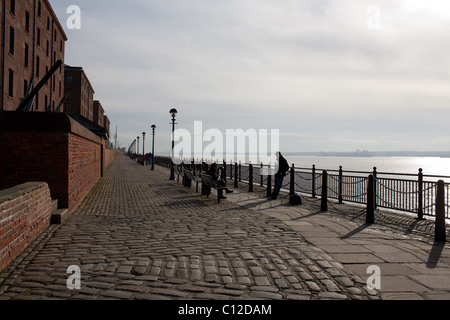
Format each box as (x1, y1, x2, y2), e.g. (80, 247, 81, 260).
(287, 156, 450, 180)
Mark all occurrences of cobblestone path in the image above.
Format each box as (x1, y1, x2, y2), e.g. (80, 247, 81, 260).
(0, 157, 378, 300)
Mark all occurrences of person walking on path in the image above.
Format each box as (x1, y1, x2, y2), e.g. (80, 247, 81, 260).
(270, 152, 290, 200)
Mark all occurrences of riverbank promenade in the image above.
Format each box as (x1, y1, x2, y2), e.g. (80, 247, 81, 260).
(0, 156, 449, 301)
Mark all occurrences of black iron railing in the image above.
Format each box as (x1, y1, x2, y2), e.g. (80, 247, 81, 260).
(150, 156, 448, 241)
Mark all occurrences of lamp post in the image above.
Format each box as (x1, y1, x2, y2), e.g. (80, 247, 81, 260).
(151, 124, 156, 171)
(137, 136, 140, 156)
(169, 108, 178, 180)
(142, 132, 146, 165)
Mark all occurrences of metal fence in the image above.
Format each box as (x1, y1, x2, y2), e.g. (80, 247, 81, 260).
(151, 156, 448, 241)
(227, 162, 450, 220)
(154, 157, 450, 219)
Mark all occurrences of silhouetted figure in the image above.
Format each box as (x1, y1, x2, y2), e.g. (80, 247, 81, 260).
(270, 152, 289, 200)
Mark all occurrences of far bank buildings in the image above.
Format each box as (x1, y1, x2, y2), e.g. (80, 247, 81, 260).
(0, 0, 111, 142)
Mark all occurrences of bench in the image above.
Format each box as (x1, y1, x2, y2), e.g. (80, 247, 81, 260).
(173, 165, 184, 184)
(200, 174, 228, 204)
(184, 170, 203, 193)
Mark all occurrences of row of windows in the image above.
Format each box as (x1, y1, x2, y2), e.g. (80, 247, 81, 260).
(10, 0, 46, 18)
(9, 27, 63, 79)
(7, 68, 61, 111)
(8, 68, 63, 98)
(10, 1, 64, 53)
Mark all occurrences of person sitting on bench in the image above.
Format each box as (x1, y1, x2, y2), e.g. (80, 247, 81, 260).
(207, 163, 233, 199)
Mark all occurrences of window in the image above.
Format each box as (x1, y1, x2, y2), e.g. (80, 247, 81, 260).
(25, 11, 30, 33)
(38, 1, 42, 18)
(47, 17, 50, 31)
(9, 27, 14, 55)
(24, 43, 29, 68)
(10, 0, 15, 15)
(36, 56, 40, 77)
(46, 41, 49, 57)
(66, 75, 73, 84)
(24, 80, 28, 97)
(8, 69, 14, 97)
(37, 28, 41, 47)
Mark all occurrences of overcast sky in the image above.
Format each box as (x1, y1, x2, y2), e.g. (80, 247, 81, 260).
(51, 0, 450, 154)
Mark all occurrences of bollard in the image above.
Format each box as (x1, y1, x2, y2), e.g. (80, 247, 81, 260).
(366, 175, 375, 224)
(290, 164, 295, 196)
(321, 171, 328, 212)
(435, 180, 446, 243)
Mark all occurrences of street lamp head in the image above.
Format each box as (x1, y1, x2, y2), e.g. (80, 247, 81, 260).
(170, 108, 178, 118)
(142, 132, 146, 136)
(151, 124, 156, 130)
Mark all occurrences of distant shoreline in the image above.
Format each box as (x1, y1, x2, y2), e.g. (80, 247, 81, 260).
(285, 151, 450, 158)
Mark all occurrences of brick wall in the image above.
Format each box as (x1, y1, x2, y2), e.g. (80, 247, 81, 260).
(68, 133, 102, 212)
(0, 112, 105, 213)
(0, 182, 52, 272)
(105, 147, 122, 169)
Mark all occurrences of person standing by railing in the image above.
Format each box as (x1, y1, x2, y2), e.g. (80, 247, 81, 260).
(269, 152, 290, 200)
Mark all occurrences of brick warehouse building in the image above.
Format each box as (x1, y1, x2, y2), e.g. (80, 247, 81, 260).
(64, 65, 95, 121)
(0, 0, 67, 112)
(0, 1, 121, 272)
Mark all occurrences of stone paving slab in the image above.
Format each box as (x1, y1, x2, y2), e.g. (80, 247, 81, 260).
(225, 182, 450, 300)
(0, 157, 377, 301)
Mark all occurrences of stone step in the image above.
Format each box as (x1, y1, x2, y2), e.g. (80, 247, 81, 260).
(51, 199, 58, 212)
(51, 208, 69, 225)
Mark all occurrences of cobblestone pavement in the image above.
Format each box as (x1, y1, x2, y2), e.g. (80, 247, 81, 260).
(0, 157, 378, 300)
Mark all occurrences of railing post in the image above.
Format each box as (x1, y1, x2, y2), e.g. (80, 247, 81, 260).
(435, 180, 446, 243)
(267, 166, 272, 198)
(373, 167, 378, 209)
(321, 170, 328, 212)
(290, 164, 295, 196)
(239, 162, 242, 182)
(260, 163, 264, 187)
(234, 163, 238, 188)
(222, 161, 227, 180)
(312, 165, 316, 198)
(366, 175, 375, 224)
(418, 168, 424, 220)
(230, 162, 233, 180)
(249, 164, 254, 192)
(338, 166, 343, 204)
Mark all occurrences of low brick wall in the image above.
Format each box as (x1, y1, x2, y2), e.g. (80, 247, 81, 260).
(105, 147, 122, 169)
(0, 182, 52, 272)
